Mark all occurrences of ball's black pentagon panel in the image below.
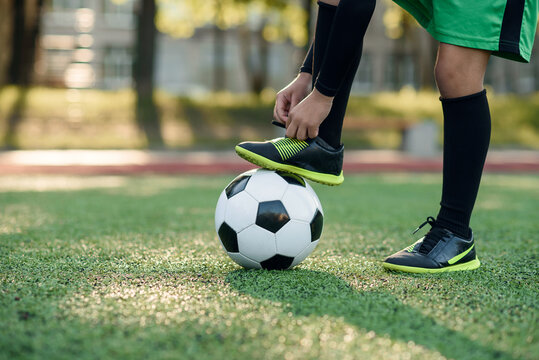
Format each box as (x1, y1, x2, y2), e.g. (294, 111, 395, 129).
(256, 200, 290, 233)
(310, 209, 323, 242)
(218, 222, 239, 252)
(260, 254, 294, 270)
(225, 175, 251, 199)
(276, 171, 306, 187)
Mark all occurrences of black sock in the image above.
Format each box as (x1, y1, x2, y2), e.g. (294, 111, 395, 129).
(314, 0, 375, 148)
(311, 2, 337, 85)
(317, 43, 362, 148)
(436, 90, 491, 238)
(307, 2, 339, 147)
(300, 43, 314, 75)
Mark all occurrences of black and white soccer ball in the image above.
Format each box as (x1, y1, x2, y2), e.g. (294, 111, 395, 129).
(215, 169, 323, 270)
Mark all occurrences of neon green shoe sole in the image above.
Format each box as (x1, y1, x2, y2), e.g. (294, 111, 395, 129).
(235, 145, 344, 186)
(382, 258, 481, 274)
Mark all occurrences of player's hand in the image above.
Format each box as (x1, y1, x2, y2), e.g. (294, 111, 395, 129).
(286, 89, 333, 140)
(273, 72, 312, 127)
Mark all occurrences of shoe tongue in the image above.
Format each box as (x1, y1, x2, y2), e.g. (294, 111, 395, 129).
(418, 227, 448, 255)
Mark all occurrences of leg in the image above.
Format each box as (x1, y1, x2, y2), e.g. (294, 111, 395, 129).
(315, 0, 375, 148)
(434, 43, 492, 238)
(299, 1, 340, 76)
(383, 43, 490, 273)
(311, 1, 339, 85)
(235, 0, 375, 185)
(435, 43, 490, 98)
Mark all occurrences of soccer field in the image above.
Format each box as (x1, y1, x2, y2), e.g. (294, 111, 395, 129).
(0, 174, 537, 360)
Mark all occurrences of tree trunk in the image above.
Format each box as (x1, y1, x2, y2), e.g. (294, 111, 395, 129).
(252, 26, 269, 95)
(213, 25, 226, 92)
(0, 1, 14, 87)
(301, 0, 313, 55)
(9, 0, 43, 86)
(133, 0, 163, 147)
(212, 0, 226, 92)
(3, 0, 43, 149)
(238, 23, 269, 96)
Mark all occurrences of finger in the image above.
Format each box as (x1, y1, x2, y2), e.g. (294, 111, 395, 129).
(275, 95, 290, 123)
(307, 126, 319, 139)
(273, 107, 287, 125)
(296, 126, 307, 141)
(285, 119, 298, 138)
(273, 106, 279, 123)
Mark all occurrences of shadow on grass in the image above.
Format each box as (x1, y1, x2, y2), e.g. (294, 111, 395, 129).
(226, 269, 507, 360)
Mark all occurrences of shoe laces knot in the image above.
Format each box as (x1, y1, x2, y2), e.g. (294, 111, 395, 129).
(412, 216, 449, 255)
(412, 216, 436, 235)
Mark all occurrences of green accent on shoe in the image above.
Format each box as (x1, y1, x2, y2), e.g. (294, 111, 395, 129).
(272, 138, 309, 160)
(382, 258, 481, 274)
(235, 145, 344, 186)
(447, 244, 474, 265)
(405, 244, 415, 253)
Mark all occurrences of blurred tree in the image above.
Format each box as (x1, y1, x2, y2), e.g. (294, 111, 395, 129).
(0, 1, 13, 87)
(133, 0, 164, 147)
(9, 0, 44, 86)
(383, 1, 436, 89)
(156, 0, 310, 94)
(213, 0, 226, 91)
(2, 0, 44, 149)
(301, 0, 314, 54)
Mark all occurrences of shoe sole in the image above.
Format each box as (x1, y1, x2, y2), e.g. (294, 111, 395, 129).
(235, 145, 344, 186)
(382, 258, 481, 274)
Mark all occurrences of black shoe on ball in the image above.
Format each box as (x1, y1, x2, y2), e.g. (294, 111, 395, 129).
(235, 136, 344, 186)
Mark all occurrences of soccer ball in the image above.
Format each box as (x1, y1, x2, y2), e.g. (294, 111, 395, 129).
(215, 169, 323, 270)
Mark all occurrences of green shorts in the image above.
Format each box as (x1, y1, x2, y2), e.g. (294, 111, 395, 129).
(393, 0, 538, 62)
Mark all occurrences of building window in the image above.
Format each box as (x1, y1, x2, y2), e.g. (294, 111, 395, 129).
(44, 48, 73, 81)
(384, 54, 416, 90)
(51, 0, 96, 10)
(102, 0, 135, 28)
(102, 46, 132, 89)
(353, 53, 373, 94)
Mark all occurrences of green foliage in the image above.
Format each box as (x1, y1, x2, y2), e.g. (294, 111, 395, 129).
(0, 174, 537, 359)
(156, 0, 308, 46)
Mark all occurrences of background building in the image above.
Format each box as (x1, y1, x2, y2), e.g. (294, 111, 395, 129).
(37, 0, 539, 94)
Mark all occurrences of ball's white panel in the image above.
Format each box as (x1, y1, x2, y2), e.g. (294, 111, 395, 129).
(227, 252, 262, 269)
(290, 240, 319, 268)
(224, 191, 258, 232)
(245, 169, 288, 202)
(237, 225, 277, 262)
(281, 186, 318, 223)
(215, 190, 228, 232)
(275, 220, 311, 257)
(305, 182, 323, 215)
(224, 169, 258, 189)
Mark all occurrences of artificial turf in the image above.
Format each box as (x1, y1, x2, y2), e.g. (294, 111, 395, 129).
(0, 174, 537, 360)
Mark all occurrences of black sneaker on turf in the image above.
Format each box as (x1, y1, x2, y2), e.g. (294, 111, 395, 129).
(382, 216, 480, 273)
(235, 136, 344, 186)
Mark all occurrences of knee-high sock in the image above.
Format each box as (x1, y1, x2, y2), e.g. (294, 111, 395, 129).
(300, 2, 336, 77)
(436, 90, 491, 237)
(300, 43, 314, 75)
(315, 0, 375, 148)
(299, 0, 375, 147)
(317, 43, 363, 148)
